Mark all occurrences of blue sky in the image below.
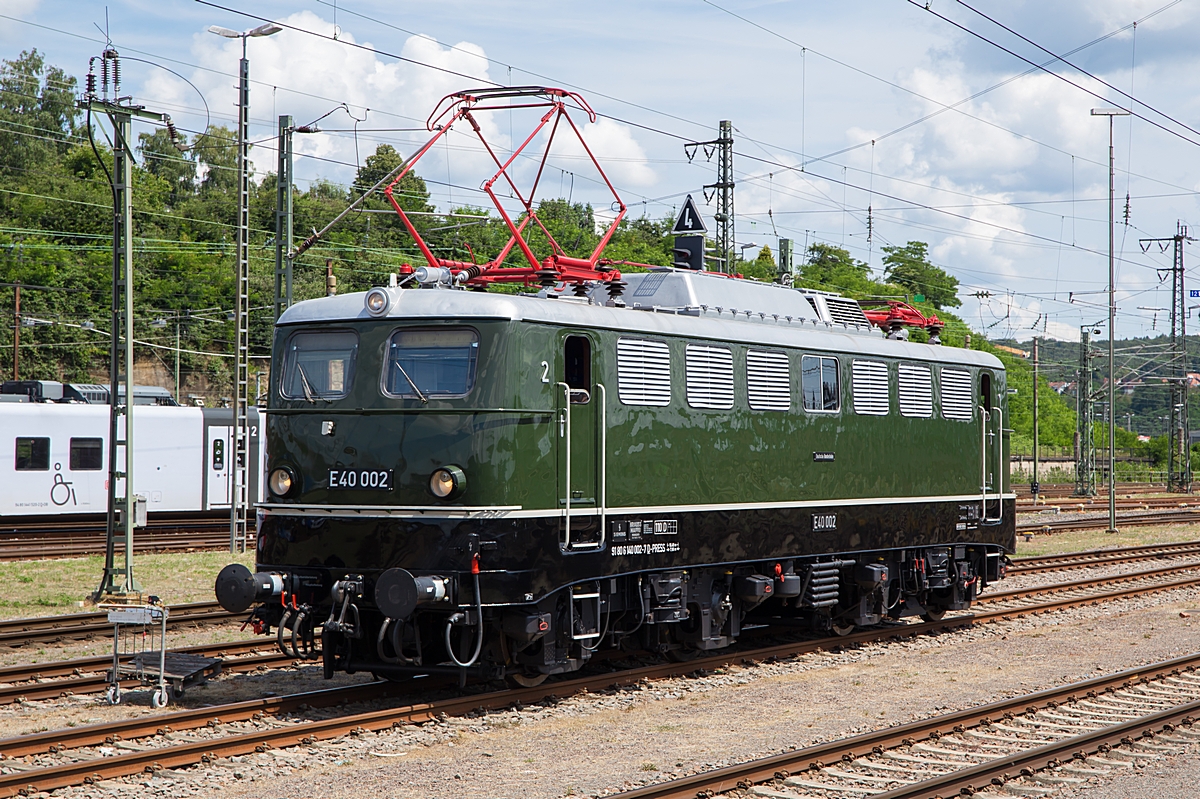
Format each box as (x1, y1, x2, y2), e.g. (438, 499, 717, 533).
(3, 0, 1199, 342)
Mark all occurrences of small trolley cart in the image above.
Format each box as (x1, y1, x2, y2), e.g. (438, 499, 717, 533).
(102, 600, 223, 708)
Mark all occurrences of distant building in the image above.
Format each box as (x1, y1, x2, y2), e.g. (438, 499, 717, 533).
(994, 345, 1030, 359)
(1049, 381, 1075, 395)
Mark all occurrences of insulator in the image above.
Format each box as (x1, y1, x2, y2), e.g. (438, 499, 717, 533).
(85, 72, 96, 97)
(100, 57, 109, 96)
(111, 56, 120, 94)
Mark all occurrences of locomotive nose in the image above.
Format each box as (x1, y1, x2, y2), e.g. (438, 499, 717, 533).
(215, 563, 283, 613)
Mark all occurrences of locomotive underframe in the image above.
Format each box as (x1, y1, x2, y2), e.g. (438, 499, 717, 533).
(248, 497, 1014, 681)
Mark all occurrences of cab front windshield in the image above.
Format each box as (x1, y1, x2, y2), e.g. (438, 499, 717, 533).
(281, 331, 358, 400)
(385, 328, 478, 399)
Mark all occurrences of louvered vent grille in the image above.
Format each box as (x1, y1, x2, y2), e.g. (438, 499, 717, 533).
(852, 360, 889, 416)
(685, 344, 735, 409)
(617, 338, 671, 406)
(941, 368, 974, 421)
(898, 363, 933, 417)
(825, 298, 872, 328)
(746, 349, 791, 411)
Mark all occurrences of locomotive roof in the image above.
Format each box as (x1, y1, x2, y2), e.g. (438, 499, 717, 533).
(278, 269, 1004, 370)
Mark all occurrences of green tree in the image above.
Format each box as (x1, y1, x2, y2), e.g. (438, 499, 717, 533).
(0, 50, 78, 175)
(881, 241, 961, 309)
(138, 128, 194, 207)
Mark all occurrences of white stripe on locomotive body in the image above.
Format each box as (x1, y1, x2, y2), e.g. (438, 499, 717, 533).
(259, 492, 1019, 520)
(0, 404, 267, 516)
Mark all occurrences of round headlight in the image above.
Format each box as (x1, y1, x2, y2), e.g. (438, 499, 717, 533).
(429, 465, 465, 499)
(364, 287, 391, 317)
(269, 467, 295, 497)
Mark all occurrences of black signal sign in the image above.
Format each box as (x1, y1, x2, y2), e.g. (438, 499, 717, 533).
(670, 195, 707, 235)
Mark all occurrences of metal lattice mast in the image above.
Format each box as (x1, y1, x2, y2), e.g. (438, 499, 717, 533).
(716, 120, 734, 274)
(1141, 224, 1195, 492)
(683, 121, 734, 273)
(83, 51, 167, 598)
(274, 115, 293, 321)
(231, 48, 251, 553)
(1074, 327, 1096, 497)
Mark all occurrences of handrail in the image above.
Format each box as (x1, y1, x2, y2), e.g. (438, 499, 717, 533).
(557, 381, 571, 549)
(987, 407, 1004, 525)
(597, 383, 607, 550)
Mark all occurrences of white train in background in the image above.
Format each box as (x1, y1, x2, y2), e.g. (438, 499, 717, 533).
(0, 382, 263, 518)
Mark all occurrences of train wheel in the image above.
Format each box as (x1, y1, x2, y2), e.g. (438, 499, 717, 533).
(508, 671, 548, 688)
(829, 621, 856, 637)
(921, 608, 947, 623)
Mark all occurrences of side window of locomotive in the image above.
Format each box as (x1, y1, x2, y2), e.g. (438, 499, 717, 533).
(384, 328, 479, 399)
(980, 372, 993, 412)
(14, 437, 49, 471)
(616, 337, 671, 406)
(940, 368, 974, 421)
(898, 363, 933, 418)
(801, 355, 839, 413)
(281, 330, 358, 400)
(69, 438, 103, 471)
(851, 359, 889, 416)
(747, 349, 790, 411)
(564, 335, 591, 404)
(684, 344, 734, 410)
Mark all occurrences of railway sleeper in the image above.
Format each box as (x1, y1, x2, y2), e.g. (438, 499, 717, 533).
(218, 543, 1000, 682)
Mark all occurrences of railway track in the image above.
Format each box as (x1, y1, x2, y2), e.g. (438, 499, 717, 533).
(0, 638, 286, 705)
(1017, 495, 1199, 512)
(1016, 507, 1200, 534)
(610, 652, 1200, 799)
(4, 556, 1200, 796)
(1009, 539, 1200, 575)
(0, 601, 234, 648)
(0, 521, 242, 562)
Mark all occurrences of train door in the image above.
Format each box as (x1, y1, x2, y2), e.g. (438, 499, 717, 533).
(557, 333, 604, 550)
(205, 425, 232, 508)
(980, 372, 1002, 522)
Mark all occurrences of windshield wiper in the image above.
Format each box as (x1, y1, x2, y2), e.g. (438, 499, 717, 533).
(295, 364, 318, 404)
(393, 360, 429, 404)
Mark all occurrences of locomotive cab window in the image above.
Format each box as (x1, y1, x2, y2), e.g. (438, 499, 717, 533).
(564, 335, 591, 404)
(15, 437, 49, 471)
(384, 328, 479, 399)
(281, 330, 358, 400)
(69, 438, 103, 471)
(801, 355, 840, 413)
(981, 372, 993, 413)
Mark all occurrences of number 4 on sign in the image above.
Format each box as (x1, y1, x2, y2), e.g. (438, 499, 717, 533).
(670, 195, 707, 235)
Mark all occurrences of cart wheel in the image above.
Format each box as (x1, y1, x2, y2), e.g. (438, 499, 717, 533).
(106, 685, 121, 705)
(151, 688, 169, 709)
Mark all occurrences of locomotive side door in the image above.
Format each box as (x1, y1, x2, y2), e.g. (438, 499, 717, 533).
(557, 333, 602, 550)
(980, 371, 1002, 523)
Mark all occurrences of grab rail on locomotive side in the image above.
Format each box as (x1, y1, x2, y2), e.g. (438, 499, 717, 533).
(980, 405, 1004, 525)
(557, 381, 608, 552)
(381, 86, 629, 292)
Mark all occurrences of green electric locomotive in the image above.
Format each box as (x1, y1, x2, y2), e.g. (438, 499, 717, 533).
(216, 266, 1015, 683)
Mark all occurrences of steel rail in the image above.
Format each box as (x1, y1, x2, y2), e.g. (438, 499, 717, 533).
(605, 652, 1200, 799)
(1017, 508, 1200, 534)
(0, 641, 284, 705)
(4, 565, 1200, 796)
(1011, 539, 1200, 569)
(1010, 543, 1200, 576)
(979, 560, 1200, 603)
(0, 602, 235, 648)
